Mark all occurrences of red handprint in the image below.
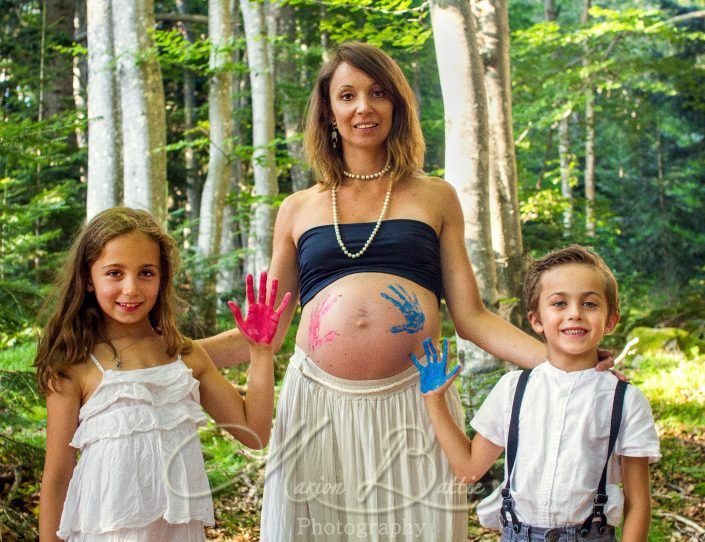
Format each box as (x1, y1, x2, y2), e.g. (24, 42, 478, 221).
(227, 272, 292, 345)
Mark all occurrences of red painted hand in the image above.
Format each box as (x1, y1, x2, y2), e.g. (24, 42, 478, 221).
(227, 272, 292, 345)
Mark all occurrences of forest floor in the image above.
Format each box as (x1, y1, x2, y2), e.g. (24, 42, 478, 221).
(1, 346, 703, 541)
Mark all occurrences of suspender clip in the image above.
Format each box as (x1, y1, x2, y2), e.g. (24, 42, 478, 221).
(594, 493, 608, 505)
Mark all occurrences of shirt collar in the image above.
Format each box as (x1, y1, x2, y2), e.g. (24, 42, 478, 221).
(537, 360, 599, 383)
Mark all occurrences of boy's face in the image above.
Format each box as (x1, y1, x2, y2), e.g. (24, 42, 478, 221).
(528, 263, 619, 367)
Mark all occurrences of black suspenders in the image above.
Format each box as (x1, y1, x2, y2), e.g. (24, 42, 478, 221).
(579, 380, 628, 536)
(499, 370, 629, 537)
(500, 369, 532, 532)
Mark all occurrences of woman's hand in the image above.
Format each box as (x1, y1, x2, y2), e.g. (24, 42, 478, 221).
(228, 272, 292, 345)
(596, 348, 628, 381)
(411, 337, 463, 395)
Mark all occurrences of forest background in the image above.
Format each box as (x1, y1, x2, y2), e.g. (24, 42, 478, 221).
(0, 0, 704, 540)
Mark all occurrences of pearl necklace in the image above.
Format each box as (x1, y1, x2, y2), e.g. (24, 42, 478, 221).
(342, 158, 391, 180)
(332, 178, 393, 259)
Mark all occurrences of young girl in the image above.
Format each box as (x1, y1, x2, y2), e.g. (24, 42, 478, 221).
(35, 206, 290, 542)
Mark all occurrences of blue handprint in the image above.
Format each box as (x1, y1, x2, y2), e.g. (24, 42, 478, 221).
(411, 338, 462, 393)
(380, 283, 425, 334)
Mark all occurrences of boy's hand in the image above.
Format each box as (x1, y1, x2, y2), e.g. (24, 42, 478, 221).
(411, 337, 463, 394)
(227, 272, 291, 345)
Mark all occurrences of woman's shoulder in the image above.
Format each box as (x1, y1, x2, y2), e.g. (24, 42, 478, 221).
(404, 174, 458, 204)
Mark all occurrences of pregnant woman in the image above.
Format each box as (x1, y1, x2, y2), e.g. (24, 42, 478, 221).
(201, 42, 598, 541)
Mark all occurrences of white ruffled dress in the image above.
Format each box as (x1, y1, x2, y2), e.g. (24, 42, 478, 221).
(57, 353, 215, 541)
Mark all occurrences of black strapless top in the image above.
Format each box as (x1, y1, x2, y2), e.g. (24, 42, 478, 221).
(296, 219, 442, 308)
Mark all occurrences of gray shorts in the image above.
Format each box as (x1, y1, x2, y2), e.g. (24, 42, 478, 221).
(500, 523, 616, 542)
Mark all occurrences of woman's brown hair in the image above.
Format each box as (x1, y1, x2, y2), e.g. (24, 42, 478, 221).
(303, 41, 425, 189)
(34, 206, 191, 394)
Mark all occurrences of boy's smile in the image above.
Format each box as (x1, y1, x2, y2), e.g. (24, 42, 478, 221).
(529, 263, 619, 371)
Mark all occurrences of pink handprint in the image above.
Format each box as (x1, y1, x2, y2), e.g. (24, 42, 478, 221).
(309, 294, 339, 350)
(227, 272, 291, 345)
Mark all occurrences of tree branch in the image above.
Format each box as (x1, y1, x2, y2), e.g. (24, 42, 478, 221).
(667, 10, 705, 24)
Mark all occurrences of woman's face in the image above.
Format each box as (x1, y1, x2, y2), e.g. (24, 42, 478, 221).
(328, 62, 394, 153)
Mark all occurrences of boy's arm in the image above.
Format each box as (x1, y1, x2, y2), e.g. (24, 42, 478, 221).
(620, 456, 651, 542)
(40, 378, 81, 542)
(424, 394, 503, 483)
(412, 338, 504, 483)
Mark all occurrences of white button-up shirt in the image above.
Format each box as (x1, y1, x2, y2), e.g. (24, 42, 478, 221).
(472, 361, 660, 529)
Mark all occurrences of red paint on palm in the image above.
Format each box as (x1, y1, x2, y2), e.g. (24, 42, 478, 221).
(228, 272, 291, 345)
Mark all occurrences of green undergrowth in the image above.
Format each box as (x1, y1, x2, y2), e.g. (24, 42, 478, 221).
(1, 317, 703, 540)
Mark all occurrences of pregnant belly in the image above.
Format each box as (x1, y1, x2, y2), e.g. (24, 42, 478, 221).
(296, 273, 441, 379)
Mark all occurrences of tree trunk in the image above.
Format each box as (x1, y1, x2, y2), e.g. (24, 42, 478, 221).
(241, 0, 277, 277)
(86, 0, 122, 218)
(582, 0, 596, 237)
(217, 4, 245, 297)
(73, 0, 87, 151)
(473, 0, 524, 327)
(198, 0, 235, 330)
(429, 0, 500, 373)
(44, 0, 75, 120)
(544, 0, 573, 237)
(112, 0, 167, 224)
(276, 2, 311, 192)
(176, 0, 202, 239)
(558, 113, 573, 236)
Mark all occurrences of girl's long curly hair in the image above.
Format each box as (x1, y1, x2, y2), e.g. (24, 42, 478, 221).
(34, 207, 191, 394)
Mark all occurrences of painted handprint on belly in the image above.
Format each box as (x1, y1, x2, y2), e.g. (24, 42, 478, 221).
(380, 283, 425, 334)
(309, 294, 340, 350)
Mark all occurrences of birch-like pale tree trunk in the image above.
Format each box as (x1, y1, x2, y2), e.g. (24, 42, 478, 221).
(558, 111, 573, 236)
(429, 0, 500, 373)
(473, 0, 524, 327)
(241, 0, 277, 277)
(217, 5, 246, 296)
(73, 0, 87, 151)
(275, 2, 311, 192)
(544, 0, 573, 236)
(198, 0, 235, 330)
(112, 0, 167, 224)
(176, 0, 202, 239)
(86, 0, 122, 218)
(583, 0, 596, 237)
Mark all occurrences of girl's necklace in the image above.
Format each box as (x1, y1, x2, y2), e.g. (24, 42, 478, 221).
(108, 330, 155, 368)
(331, 177, 393, 259)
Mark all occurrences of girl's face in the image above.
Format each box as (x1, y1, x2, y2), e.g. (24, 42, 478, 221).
(87, 232, 161, 336)
(329, 62, 394, 153)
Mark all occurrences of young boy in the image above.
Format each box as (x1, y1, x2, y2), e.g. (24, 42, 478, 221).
(413, 245, 660, 541)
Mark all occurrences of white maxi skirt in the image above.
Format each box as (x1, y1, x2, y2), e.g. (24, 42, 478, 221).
(261, 346, 468, 541)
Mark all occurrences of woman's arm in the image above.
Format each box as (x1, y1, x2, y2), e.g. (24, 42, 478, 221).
(197, 194, 301, 367)
(39, 378, 81, 542)
(436, 182, 546, 368)
(621, 456, 651, 542)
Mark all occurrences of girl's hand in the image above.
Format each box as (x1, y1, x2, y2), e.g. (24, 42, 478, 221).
(227, 272, 292, 345)
(411, 337, 463, 395)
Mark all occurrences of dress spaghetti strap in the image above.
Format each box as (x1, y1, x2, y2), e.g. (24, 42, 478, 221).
(88, 352, 105, 373)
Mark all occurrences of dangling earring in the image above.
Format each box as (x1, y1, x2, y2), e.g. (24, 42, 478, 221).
(331, 121, 338, 149)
